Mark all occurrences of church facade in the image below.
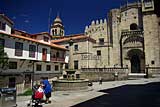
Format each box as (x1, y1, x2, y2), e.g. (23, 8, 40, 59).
(51, 0, 160, 80)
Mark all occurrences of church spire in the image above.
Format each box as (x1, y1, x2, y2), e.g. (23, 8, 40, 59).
(57, 12, 60, 18)
(50, 13, 65, 39)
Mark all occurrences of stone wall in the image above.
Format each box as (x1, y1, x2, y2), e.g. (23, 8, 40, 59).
(80, 72, 128, 81)
(108, 9, 121, 66)
(143, 14, 160, 67)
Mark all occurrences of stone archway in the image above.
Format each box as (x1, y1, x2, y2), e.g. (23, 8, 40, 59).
(127, 49, 145, 73)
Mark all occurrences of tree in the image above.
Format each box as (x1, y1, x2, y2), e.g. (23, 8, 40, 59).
(0, 46, 8, 70)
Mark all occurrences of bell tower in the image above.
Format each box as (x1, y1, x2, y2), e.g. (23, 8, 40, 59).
(142, 0, 160, 67)
(50, 14, 64, 38)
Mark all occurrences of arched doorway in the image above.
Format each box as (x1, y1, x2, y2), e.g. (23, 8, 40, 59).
(131, 55, 140, 73)
(127, 49, 145, 73)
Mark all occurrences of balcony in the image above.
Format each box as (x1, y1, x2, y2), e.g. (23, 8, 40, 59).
(50, 57, 65, 63)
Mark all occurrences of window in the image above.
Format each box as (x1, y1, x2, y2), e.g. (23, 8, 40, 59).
(144, 0, 152, 8)
(52, 30, 54, 35)
(50, 50, 55, 59)
(55, 65, 59, 71)
(36, 64, 42, 71)
(9, 62, 17, 69)
(74, 60, 78, 69)
(130, 23, 138, 30)
(0, 21, 6, 31)
(29, 45, 36, 58)
(99, 38, 104, 45)
(61, 31, 63, 35)
(65, 63, 69, 69)
(125, 12, 127, 16)
(42, 48, 47, 61)
(46, 65, 51, 71)
(9, 77, 15, 88)
(15, 42, 23, 56)
(55, 29, 57, 35)
(44, 36, 49, 42)
(0, 38, 4, 47)
(74, 45, 78, 51)
(65, 46, 69, 49)
(97, 50, 101, 56)
(60, 29, 62, 35)
(56, 51, 59, 57)
(151, 60, 155, 65)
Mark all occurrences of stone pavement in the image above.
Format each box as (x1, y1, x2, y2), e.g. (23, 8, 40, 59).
(16, 78, 160, 107)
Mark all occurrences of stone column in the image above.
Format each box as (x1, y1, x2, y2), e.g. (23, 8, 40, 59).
(68, 39, 74, 69)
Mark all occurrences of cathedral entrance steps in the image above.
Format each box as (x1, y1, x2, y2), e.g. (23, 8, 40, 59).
(128, 73, 146, 79)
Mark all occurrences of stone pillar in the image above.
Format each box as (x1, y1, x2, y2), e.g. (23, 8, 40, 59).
(143, 15, 160, 67)
(68, 39, 74, 69)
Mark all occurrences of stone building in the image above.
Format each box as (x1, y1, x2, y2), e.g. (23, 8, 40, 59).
(52, 0, 160, 80)
(84, 19, 110, 68)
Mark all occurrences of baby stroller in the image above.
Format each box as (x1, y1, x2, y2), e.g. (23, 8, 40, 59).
(27, 85, 44, 107)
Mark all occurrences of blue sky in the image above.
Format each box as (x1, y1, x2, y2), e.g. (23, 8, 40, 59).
(0, 0, 137, 35)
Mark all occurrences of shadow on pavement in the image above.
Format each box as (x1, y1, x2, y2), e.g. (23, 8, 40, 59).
(71, 82, 160, 107)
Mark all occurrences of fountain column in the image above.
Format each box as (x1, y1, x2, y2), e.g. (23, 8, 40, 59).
(66, 39, 76, 79)
(68, 39, 74, 69)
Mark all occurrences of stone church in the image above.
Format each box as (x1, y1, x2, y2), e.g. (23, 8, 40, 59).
(51, 0, 160, 81)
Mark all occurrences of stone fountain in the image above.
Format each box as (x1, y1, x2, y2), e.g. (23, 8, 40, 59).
(52, 39, 89, 91)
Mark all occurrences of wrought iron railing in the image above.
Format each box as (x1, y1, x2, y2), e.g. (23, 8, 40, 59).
(50, 57, 65, 62)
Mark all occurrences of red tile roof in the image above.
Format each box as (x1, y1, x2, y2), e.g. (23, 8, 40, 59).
(52, 34, 96, 43)
(32, 32, 52, 37)
(0, 14, 14, 25)
(0, 32, 67, 51)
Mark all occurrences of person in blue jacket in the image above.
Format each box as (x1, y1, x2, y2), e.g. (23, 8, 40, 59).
(41, 77, 52, 103)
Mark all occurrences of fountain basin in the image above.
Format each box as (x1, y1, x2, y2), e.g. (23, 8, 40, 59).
(52, 79, 89, 91)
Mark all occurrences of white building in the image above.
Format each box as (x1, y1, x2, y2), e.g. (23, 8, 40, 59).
(0, 14, 67, 93)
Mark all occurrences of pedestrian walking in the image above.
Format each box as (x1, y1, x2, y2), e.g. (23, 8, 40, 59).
(41, 77, 52, 104)
(99, 77, 102, 85)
